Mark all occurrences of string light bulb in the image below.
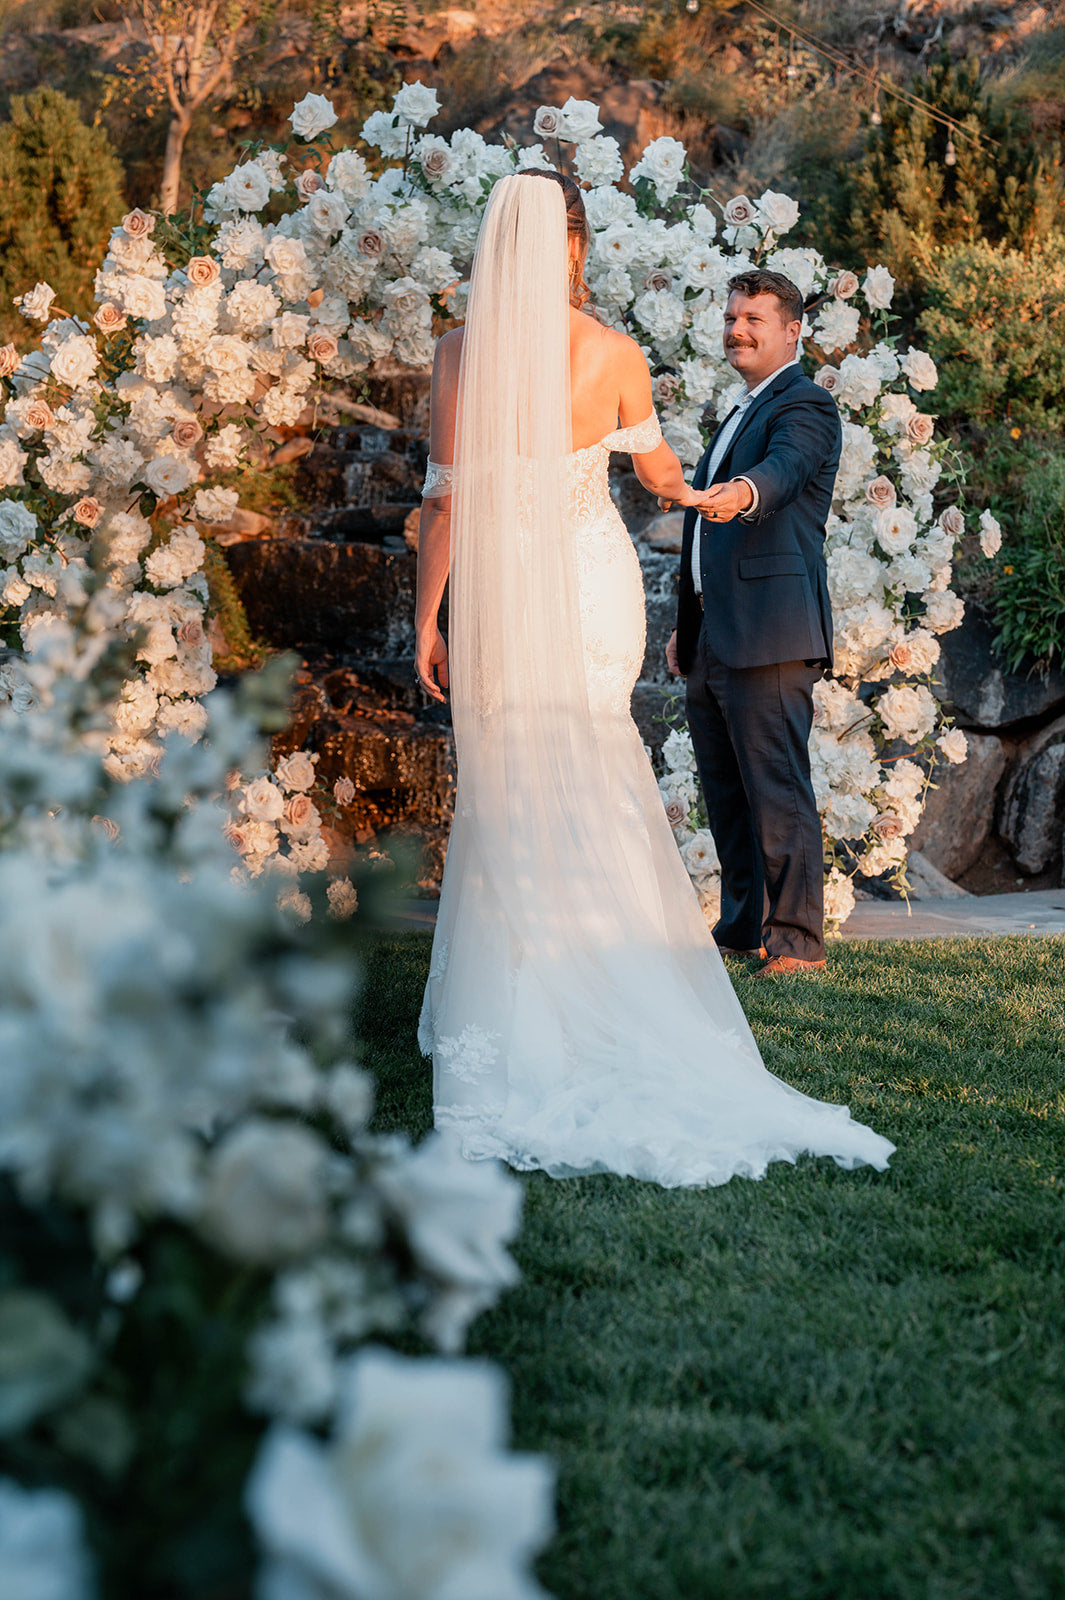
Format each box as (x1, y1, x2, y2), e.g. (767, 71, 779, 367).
(686, 0, 699, 12)
(944, 135, 957, 166)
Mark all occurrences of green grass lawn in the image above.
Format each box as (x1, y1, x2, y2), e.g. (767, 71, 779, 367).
(358, 933, 1065, 1600)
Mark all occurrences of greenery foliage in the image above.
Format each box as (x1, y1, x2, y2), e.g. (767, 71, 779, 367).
(983, 442, 1065, 674)
(0, 89, 126, 345)
(813, 55, 1065, 300)
(366, 931, 1065, 1600)
(920, 238, 1065, 427)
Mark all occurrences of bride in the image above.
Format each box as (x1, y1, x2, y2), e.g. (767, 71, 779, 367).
(413, 171, 894, 1187)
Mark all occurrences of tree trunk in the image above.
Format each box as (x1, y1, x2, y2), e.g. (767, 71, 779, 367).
(159, 109, 191, 216)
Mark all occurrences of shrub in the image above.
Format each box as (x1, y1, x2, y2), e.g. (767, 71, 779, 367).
(0, 88, 126, 345)
(988, 446, 1065, 673)
(919, 237, 1065, 426)
(811, 54, 1065, 304)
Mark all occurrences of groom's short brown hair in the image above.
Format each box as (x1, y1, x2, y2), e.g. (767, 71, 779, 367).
(727, 270, 804, 326)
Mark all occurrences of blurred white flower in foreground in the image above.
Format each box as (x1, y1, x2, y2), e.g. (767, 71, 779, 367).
(247, 1347, 555, 1600)
(0, 1478, 94, 1600)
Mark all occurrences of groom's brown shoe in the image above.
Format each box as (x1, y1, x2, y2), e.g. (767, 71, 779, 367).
(717, 944, 767, 960)
(752, 955, 826, 979)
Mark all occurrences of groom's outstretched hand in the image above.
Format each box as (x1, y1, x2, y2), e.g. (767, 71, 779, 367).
(695, 478, 754, 522)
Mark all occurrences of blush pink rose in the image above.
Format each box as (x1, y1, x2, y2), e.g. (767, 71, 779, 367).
(72, 496, 101, 527)
(186, 256, 221, 288)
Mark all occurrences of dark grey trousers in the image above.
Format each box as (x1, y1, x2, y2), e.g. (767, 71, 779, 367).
(685, 622, 825, 962)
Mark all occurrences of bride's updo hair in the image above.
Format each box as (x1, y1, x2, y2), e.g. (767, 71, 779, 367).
(519, 169, 591, 309)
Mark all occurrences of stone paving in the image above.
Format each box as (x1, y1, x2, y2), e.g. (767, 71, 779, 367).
(392, 889, 1065, 941)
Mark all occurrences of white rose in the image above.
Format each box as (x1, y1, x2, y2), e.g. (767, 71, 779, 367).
(922, 588, 965, 634)
(246, 1349, 554, 1600)
(813, 300, 860, 354)
(575, 135, 624, 188)
(979, 509, 1002, 558)
(681, 829, 720, 879)
(264, 235, 309, 278)
(756, 190, 800, 235)
(837, 353, 883, 410)
(290, 92, 339, 140)
(902, 348, 938, 392)
(115, 275, 167, 322)
(306, 190, 349, 236)
(765, 246, 820, 297)
(863, 265, 895, 310)
(632, 288, 685, 345)
(594, 223, 638, 268)
(876, 504, 918, 557)
(828, 546, 886, 608)
(49, 335, 99, 390)
(275, 750, 318, 792)
(15, 282, 56, 321)
(876, 683, 938, 743)
(222, 161, 272, 213)
(879, 392, 917, 435)
(144, 528, 204, 587)
(0, 500, 37, 561)
(630, 136, 687, 201)
(192, 486, 240, 523)
(393, 80, 440, 128)
(325, 149, 371, 203)
(240, 775, 286, 821)
(200, 1120, 330, 1263)
(936, 728, 968, 765)
(360, 109, 407, 158)
(888, 627, 940, 676)
(141, 453, 197, 498)
(559, 95, 602, 143)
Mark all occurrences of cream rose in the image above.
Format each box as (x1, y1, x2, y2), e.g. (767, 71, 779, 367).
(170, 417, 203, 450)
(240, 776, 286, 822)
(23, 400, 55, 431)
(121, 208, 155, 238)
(832, 271, 859, 300)
(142, 453, 197, 498)
(94, 303, 127, 334)
(0, 344, 20, 376)
(71, 496, 101, 527)
(906, 413, 935, 448)
(756, 190, 800, 235)
(938, 506, 965, 540)
(872, 812, 904, 841)
(723, 194, 756, 226)
(865, 474, 896, 510)
(979, 509, 1002, 558)
(49, 335, 99, 390)
(356, 229, 386, 259)
(275, 750, 318, 792)
(186, 256, 220, 288)
(295, 170, 323, 203)
(16, 282, 56, 321)
(814, 367, 841, 394)
(533, 105, 563, 139)
(936, 728, 969, 765)
(177, 617, 205, 647)
(307, 330, 339, 364)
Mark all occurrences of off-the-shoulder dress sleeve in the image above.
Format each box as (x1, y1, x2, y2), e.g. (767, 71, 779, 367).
(599, 411, 663, 454)
(422, 460, 455, 498)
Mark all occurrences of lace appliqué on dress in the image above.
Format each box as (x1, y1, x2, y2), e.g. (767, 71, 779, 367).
(600, 411, 663, 454)
(422, 460, 454, 498)
(436, 1024, 500, 1084)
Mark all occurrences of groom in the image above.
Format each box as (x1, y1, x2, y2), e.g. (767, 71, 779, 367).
(665, 269, 841, 978)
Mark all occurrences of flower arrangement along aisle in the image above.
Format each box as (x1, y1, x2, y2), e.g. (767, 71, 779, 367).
(0, 601, 553, 1600)
(0, 84, 1000, 923)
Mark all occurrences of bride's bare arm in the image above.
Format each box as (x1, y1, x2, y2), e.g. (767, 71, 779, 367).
(415, 333, 461, 702)
(615, 335, 701, 505)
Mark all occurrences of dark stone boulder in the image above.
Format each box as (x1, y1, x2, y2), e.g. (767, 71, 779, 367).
(226, 538, 416, 658)
(998, 713, 1065, 875)
(908, 731, 1010, 880)
(934, 605, 1065, 732)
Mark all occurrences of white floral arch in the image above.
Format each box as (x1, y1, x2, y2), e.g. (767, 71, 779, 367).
(0, 82, 1000, 921)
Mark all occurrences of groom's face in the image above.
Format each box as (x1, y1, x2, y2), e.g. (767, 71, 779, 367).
(723, 292, 801, 389)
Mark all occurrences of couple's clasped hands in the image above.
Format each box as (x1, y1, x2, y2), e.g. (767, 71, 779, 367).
(659, 478, 754, 521)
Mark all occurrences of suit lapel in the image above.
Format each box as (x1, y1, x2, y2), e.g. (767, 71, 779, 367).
(714, 363, 805, 477)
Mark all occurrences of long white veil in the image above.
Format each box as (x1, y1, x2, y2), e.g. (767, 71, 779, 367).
(422, 173, 895, 1185)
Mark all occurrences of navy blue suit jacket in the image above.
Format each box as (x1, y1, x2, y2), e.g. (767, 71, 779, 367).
(676, 364, 841, 673)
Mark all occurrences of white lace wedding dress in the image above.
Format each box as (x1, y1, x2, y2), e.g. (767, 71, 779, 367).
(418, 414, 896, 1187)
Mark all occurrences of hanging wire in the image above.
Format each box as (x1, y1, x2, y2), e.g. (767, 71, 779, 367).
(742, 0, 1000, 152)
